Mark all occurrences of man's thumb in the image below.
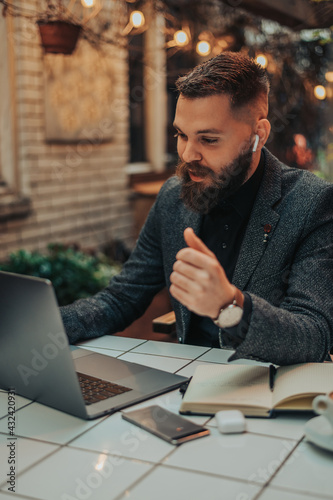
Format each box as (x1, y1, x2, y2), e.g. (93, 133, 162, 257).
(184, 227, 214, 257)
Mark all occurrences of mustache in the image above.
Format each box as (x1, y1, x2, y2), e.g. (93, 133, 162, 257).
(176, 160, 219, 182)
(175, 143, 254, 214)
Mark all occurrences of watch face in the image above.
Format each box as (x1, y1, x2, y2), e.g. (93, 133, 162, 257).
(217, 304, 243, 328)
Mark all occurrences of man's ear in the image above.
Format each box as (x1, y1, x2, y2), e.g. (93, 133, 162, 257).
(256, 118, 271, 148)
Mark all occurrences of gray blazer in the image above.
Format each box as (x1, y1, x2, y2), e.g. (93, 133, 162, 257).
(61, 148, 333, 365)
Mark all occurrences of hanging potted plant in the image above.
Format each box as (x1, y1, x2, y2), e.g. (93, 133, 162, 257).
(37, 0, 82, 54)
(3, 0, 129, 55)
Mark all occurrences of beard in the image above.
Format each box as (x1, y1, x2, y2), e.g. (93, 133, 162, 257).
(176, 142, 254, 215)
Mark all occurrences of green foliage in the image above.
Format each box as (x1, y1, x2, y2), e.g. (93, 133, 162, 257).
(0, 243, 122, 306)
(313, 169, 329, 180)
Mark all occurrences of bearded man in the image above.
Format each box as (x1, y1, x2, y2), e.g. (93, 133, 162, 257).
(61, 51, 333, 365)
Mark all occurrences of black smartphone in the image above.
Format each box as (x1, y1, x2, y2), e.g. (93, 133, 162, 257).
(121, 405, 210, 445)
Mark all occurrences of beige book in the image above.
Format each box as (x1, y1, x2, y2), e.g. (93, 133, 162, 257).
(179, 363, 333, 417)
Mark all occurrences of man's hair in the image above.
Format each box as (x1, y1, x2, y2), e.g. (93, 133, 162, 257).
(176, 51, 270, 110)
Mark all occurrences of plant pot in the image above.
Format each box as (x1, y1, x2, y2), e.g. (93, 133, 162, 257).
(37, 20, 81, 55)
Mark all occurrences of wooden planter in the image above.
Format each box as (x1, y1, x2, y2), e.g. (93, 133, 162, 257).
(37, 20, 81, 55)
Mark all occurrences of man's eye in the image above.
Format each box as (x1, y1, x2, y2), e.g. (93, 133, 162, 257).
(174, 132, 186, 140)
(201, 137, 218, 144)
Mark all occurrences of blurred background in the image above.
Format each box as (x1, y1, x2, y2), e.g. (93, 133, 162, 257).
(0, 0, 332, 338)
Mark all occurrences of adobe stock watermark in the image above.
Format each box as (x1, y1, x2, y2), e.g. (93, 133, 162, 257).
(247, 439, 300, 484)
(267, 107, 296, 142)
(51, 117, 115, 182)
(7, 389, 17, 493)
(234, 439, 301, 500)
(17, 331, 67, 386)
(61, 454, 125, 500)
(60, 423, 151, 500)
(51, 62, 165, 183)
(60, 403, 178, 499)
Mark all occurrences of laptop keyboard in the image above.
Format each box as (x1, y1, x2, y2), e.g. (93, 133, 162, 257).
(77, 372, 133, 406)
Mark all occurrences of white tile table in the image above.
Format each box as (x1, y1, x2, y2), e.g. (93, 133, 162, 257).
(0, 337, 332, 500)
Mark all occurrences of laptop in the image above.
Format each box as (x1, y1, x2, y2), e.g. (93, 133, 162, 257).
(0, 271, 187, 420)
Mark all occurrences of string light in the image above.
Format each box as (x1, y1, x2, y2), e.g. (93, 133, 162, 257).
(130, 10, 145, 28)
(256, 54, 268, 68)
(174, 30, 189, 47)
(314, 85, 326, 100)
(325, 71, 333, 83)
(196, 40, 211, 56)
(81, 0, 96, 7)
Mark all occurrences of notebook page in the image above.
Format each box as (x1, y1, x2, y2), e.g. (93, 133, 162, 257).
(183, 364, 272, 409)
(273, 363, 333, 407)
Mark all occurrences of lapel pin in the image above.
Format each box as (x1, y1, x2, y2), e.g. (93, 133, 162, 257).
(263, 224, 272, 243)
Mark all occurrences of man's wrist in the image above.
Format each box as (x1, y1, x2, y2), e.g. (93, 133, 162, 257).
(212, 287, 244, 328)
(233, 287, 244, 309)
(212, 286, 244, 320)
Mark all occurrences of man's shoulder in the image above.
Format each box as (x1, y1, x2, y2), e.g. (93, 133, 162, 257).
(160, 175, 181, 192)
(264, 148, 332, 198)
(156, 175, 182, 203)
(283, 169, 333, 210)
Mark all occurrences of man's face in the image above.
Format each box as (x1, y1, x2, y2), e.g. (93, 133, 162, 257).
(174, 94, 258, 214)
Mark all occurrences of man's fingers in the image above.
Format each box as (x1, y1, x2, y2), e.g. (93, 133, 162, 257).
(169, 284, 193, 312)
(184, 227, 215, 257)
(173, 259, 204, 279)
(170, 268, 203, 292)
(176, 247, 216, 270)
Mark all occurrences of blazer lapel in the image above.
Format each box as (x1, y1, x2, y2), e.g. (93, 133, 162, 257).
(232, 148, 282, 290)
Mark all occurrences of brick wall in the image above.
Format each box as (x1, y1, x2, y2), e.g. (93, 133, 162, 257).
(0, 0, 134, 261)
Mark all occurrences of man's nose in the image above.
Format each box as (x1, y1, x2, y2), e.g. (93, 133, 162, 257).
(181, 142, 202, 163)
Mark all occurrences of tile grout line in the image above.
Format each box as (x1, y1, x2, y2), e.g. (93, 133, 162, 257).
(0, 438, 160, 494)
(77, 338, 148, 355)
(252, 436, 305, 500)
(119, 459, 284, 490)
(205, 422, 305, 442)
(173, 348, 215, 374)
(0, 488, 40, 500)
(255, 481, 333, 500)
(116, 339, 149, 354)
(112, 462, 167, 500)
(0, 443, 62, 492)
(0, 400, 35, 422)
(0, 429, 323, 499)
(248, 434, 307, 500)
(111, 444, 205, 500)
(119, 347, 212, 362)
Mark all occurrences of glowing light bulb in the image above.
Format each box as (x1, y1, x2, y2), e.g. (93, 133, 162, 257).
(81, 0, 95, 7)
(174, 30, 188, 47)
(325, 71, 333, 83)
(196, 41, 211, 56)
(256, 54, 268, 68)
(314, 85, 326, 100)
(130, 10, 145, 28)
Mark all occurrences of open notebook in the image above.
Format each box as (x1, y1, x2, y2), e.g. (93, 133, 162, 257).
(179, 363, 333, 417)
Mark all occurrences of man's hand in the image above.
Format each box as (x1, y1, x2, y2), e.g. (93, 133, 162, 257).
(169, 227, 236, 318)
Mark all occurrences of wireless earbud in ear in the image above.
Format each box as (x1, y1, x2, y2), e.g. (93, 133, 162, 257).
(252, 134, 259, 153)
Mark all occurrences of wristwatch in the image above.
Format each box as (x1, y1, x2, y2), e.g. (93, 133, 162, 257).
(213, 289, 244, 328)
